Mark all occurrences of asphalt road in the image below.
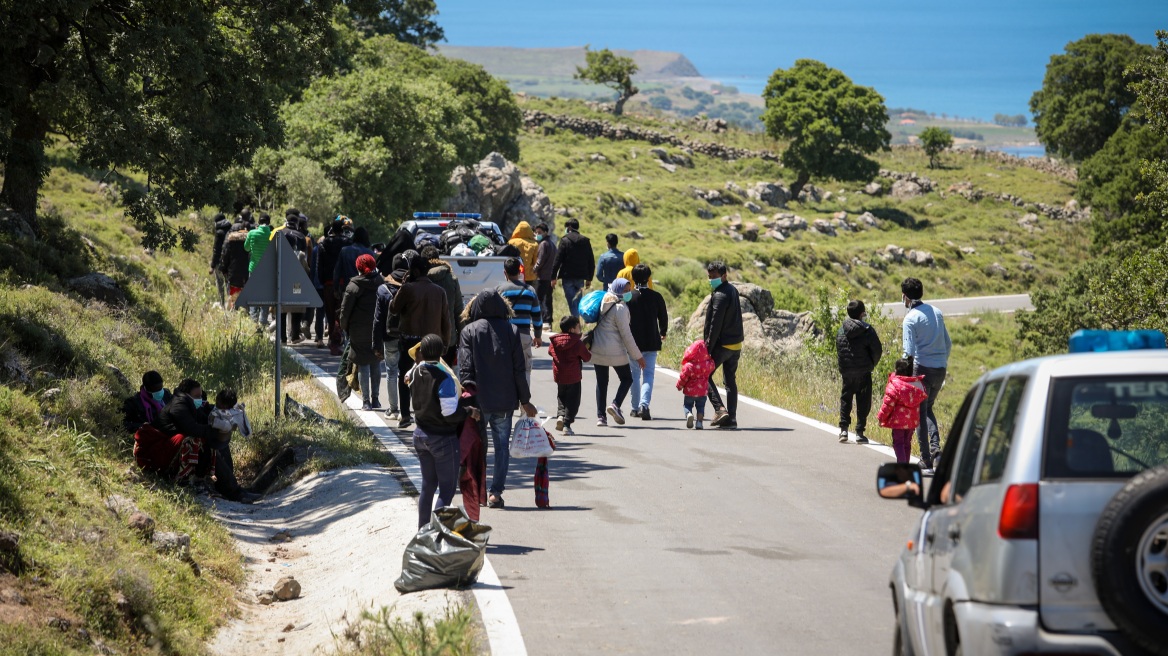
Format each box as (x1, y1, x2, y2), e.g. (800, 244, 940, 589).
(299, 341, 926, 655)
(880, 293, 1032, 319)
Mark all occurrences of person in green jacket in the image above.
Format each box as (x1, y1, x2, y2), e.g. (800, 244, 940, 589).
(244, 213, 273, 327)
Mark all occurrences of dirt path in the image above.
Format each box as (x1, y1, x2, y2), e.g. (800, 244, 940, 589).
(207, 465, 470, 655)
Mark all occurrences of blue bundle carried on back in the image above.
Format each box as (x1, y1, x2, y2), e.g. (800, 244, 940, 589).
(578, 290, 606, 323)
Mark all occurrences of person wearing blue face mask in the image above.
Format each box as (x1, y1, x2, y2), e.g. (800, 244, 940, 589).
(703, 261, 744, 430)
(590, 278, 645, 427)
(122, 370, 173, 433)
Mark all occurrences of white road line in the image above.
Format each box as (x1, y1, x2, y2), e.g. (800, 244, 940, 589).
(284, 348, 528, 656)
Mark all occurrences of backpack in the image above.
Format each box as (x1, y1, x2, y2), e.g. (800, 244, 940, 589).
(578, 290, 606, 324)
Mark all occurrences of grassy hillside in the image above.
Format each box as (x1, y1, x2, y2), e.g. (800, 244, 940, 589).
(436, 45, 701, 78)
(0, 145, 389, 654)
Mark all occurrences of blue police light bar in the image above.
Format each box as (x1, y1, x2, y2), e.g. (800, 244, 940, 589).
(412, 212, 482, 219)
(1068, 329, 1167, 353)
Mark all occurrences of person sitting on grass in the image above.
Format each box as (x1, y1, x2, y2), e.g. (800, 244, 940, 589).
(206, 388, 259, 503)
(407, 334, 480, 528)
(123, 370, 172, 433)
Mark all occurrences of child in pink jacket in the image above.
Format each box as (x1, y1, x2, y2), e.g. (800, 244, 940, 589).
(878, 358, 929, 462)
(676, 340, 716, 429)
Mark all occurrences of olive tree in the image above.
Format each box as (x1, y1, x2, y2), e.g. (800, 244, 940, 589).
(919, 127, 953, 169)
(575, 47, 639, 116)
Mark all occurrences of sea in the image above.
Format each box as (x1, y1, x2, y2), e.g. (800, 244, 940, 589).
(438, 0, 1166, 123)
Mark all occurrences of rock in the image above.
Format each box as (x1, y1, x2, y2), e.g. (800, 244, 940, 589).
(273, 576, 301, 601)
(753, 260, 768, 271)
(282, 622, 295, 633)
(862, 181, 883, 196)
(968, 317, 982, 326)
(105, 495, 139, 518)
(152, 531, 191, 554)
(822, 191, 834, 202)
(746, 182, 789, 207)
(811, 219, 836, 237)
(649, 147, 669, 160)
(734, 283, 775, 318)
(697, 208, 714, 220)
(0, 208, 37, 241)
(742, 222, 760, 242)
(907, 250, 934, 266)
(744, 201, 763, 214)
(724, 181, 744, 196)
(441, 152, 555, 237)
(1015, 249, 1035, 260)
(106, 364, 131, 390)
(669, 317, 686, 336)
(1020, 261, 1036, 272)
(0, 587, 27, 605)
(797, 185, 824, 203)
(67, 273, 126, 306)
(256, 590, 276, 605)
(589, 153, 607, 162)
(763, 229, 787, 242)
(41, 388, 61, 400)
(657, 160, 677, 173)
(774, 214, 808, 232)
(986, 262, 1009, 278)
(269, 530, 293, 543)
(890, 179, 924, 199)
(1065, 199, 1080, 211)
(626, 230, 644, 240)
(128, 512, 155, 541)
(857, 211, 879, 228)
(722, 213, 742, 229)
(166, 268, 180, 279)
(879, 244, 906, 263)
(833, 211, 848, 221)
(960, 246, 976, 255)
(47, 617, 71, 632)
(1018, 213, 1040, 231)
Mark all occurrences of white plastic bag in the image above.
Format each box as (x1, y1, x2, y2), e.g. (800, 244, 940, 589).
(509, 417, 554, 459)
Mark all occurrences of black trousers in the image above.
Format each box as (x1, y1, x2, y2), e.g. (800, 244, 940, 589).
(706, 347, 741, 418)
(557, 382, 582, 425)
(839, 371, 873, 434)
(536, 280, 555, 326)
(279, 312, 302, 342)
(595, 364, 632, 416)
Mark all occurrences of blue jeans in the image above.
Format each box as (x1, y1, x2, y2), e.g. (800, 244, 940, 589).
(561, 279, 587, 317)
(914, 365, 946, 466)
(684, 396, 707, 417)
(629, 351, 658, 411)
(412, 427, 460, 528)
(357, 362, 382, 407)
(485, 411, 514, 497)
(382, 339, 401, 413)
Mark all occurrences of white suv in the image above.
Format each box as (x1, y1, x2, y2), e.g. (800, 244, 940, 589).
(877, 330, 1168, 656)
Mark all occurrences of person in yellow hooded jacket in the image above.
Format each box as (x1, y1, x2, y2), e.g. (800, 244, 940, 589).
(617, 248, 654, 289)
(508, 221, 540, 282)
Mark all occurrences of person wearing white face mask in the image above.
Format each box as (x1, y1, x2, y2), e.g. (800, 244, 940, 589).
(591, 278, 646, 426)
(703, 261, 744, 430)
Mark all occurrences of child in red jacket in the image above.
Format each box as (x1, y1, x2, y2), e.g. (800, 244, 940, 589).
(676, 339, 716, 429)
(549, 315, 591, 436)
(878, 358, 929, 463)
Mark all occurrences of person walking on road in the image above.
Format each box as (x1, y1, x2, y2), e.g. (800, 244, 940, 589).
(703, 262, 743, 430)
(877, 358, 928, 464)
(458, 291, 538, 510)
(420, 245, 464, 363)
(616, 248, 655, 290)
(551, 218, 595, 317)
(373, 256, 408, 421)
(626, 264, 668, 420)
(339, 254, 385, 411)
(836, 300, 882, 444)
(390, 251, 453, 429)
(900, 277, 952, 473)
(244, 213, 273, 327)
(218, 217, 252, 311)
(532, 222, 557, 329)
(407, 334, 479, 528)
(317, 222, 351, 355)
(550, 315, 591, 436)
(677, 339, 716, 430)
(595, 233, 624, 291)
(333, 226, 375, 297)
(496, 257, 542, 384)
(210, 212, 232, 306)
(508, 221, 540, 283)
(591, 278, 645, 427)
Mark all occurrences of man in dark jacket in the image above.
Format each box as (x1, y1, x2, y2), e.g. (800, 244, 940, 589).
(703, 261, 744, 430)
(154, 379, 257, 503)
(123, 370, 172, 433)
(420, 245, 464, 359)
(218, 220, 251, 310)
(550, 218, 595, 317)
(317, 223, 351, 354)
(627, 264, 669, 420)
(458, 290, 538, 510)
(373, 258, 407, 420)
(836, 300, 883, 444)
(334, 226, 375, 299)
(532, 222, 557, 328)
(209, 212, 233, 306)
(390, 252, 453, 428)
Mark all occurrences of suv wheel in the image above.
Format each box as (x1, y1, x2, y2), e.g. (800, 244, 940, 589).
(1091, 464, 1168, 655)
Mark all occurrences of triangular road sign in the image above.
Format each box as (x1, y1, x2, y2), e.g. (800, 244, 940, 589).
(235, 236, 323, 308)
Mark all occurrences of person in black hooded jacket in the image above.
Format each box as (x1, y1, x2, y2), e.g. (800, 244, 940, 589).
(835, 300, 883, 444)
(218, 218, 252, 310)
(210, 212, 232, 305)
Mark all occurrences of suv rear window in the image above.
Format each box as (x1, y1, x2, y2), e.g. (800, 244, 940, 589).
(1044, 376, 1168, 478)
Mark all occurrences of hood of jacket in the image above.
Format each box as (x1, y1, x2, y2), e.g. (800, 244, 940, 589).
(549, 332, 578, 351)
(600, 291, 622, 313)
(682, 339, 711, 365)
(226, 229, 248, 243)
(842, 318, 870, 341)
(887, 372, 926, 388)
(349, 271, 384, 292)
(464, 290, 513, 323)
(623, 248, 641, 267)
(510, 221, 535, 242)
(427, 261, 452, 282)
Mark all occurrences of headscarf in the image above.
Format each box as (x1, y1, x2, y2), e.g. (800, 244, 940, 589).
(609, 278, 631, 295)
(356, 253, 377, 274)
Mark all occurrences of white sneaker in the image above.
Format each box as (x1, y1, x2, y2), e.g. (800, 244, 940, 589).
(686, 411, 695, 429)
(607, 404, 625, 425)
(555, 416, 565, 431)
(597, 417, 607, 427)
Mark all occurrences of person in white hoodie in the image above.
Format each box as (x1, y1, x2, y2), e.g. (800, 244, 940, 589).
(590, 278, 646, 426)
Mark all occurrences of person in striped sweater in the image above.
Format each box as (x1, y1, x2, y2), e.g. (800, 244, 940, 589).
(496, 257, 543, 384)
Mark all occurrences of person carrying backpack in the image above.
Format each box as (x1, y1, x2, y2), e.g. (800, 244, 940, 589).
(836, 300, 882, 444)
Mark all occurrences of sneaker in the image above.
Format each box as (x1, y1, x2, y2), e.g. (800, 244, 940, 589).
(597, 416, 608, 427)
(717, 418, 738, 430)
(630, 407, 641, 418)
(555, 416, 565, 432)
(695, 420, 704, 430)
(385, 409, 400, 420)
(370, 400, 382, 410)
(640, 406, 652, 421)
(314, 340, 324, 348)
(563, 425, 575, 436)
(361, 402, 372, 411)
(855, 435, 870, 445)
(398, 415, 413, 429)
(838, 429, 849, 443)
(607, 404, 625, 425)
(710, 411, 730, 427)
(920, 465, 935, 477)
(686, 411, 695, 429)
(487, 495, 505, 509)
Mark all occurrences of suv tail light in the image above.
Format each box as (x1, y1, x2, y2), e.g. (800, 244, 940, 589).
(998, 483, 1039, 539)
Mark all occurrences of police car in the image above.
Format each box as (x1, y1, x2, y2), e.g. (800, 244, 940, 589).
(877, 330, 1168, 655)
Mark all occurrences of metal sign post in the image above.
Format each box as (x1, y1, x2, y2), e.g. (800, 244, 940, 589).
(234, 237, 323, 420)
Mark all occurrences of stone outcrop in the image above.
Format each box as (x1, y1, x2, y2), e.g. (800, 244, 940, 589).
(442, 152, 555, 237)
(68, 273, 126, 306)
(685, 282, 817, 355)
(945, 181, 1090, 223)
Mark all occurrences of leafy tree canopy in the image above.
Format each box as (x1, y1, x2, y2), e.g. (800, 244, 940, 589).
(575, 47, 639, 116)
(345, 0, 444, 46)
(918, 127, 953, 169)
(1078, 120, 1168, 249)
(761, 59, 890, 199)
(1129, 30, 1168, 226)
(1029, 34, 1153, 162)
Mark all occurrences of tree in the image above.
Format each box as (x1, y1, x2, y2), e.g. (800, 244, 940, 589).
(1029, 34, 1153, 161)
(919, 127, 954, 168)
(1078, 121, 1168, 249)
(575, 47, 639, 116)
(280, 67, 479, 228)
(345, 0, 444, 46)
(1130, 30, 1168, 225)
(277, 156, 343, 225)
(761, 59, 890, 200)
(0, 1, 356, 248)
